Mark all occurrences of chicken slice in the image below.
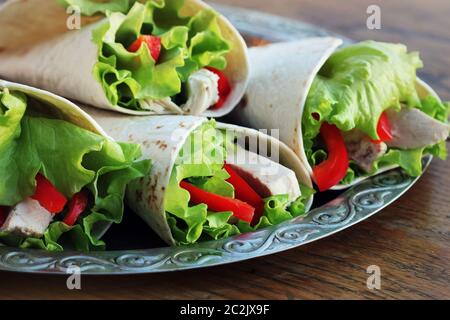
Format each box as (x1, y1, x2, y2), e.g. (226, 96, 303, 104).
(140, 97, 184, 114)
(182, 68, 220, 115)
(386, 108, 449, 149)
(226, 145, 301, 202)
(0, 198, 53, 238)
(343, 130, 387, 172)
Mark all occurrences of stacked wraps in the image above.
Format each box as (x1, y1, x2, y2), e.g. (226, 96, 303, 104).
(0, 0, 315, 249)
(0, 78, 313, 248)
(234, 38, 449, 191)
(0, 0, 249, 117)
(4, 2, 445, 249)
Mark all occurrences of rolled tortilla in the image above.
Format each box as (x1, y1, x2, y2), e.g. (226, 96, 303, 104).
(233, 38, 445, 190)
(0, 79, 123, 241)
(0, 0, 249, 118)
(0, 79, 106, 136)
(84, 107, 313, 245)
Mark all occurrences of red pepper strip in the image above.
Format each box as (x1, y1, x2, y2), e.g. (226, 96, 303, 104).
(63, 190, 89, 226)
(180, 181, 255, 223)
(206, 67, 232, 110)
(312, 123, 350, 192)
(31, 174, 67, 214)
(372, 111, 393, 143)
(0, 206, 8, 227)
(224, 164, 264, 225)
(127, 35, 162, 62)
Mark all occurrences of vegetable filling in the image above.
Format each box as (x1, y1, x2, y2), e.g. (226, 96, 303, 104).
(164, 121, 314, 245)
(303, 41, 449, 191)
(92, 0, 233, 112)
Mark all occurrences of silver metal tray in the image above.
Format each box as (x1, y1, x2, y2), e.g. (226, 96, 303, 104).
(0, 4, 432, 275)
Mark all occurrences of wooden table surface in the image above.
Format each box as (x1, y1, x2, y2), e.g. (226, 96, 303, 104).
(0, 0, 449, 300)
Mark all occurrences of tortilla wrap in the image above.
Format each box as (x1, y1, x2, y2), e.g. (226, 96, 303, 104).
(0, 0, 249, 118)
(84, 107, 313, 245)
(0, 79, 115, 240)
(233, 38, 444, 190)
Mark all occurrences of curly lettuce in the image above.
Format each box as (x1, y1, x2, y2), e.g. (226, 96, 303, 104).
(92, 0, 231, 110)
(303, 41, 449, 184)
(165, 121, 313, 245)
(0, 89, 151, 251)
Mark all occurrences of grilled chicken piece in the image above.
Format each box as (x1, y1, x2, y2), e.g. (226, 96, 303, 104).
(343, 130, 387, 172)
(226, 145, 301, 202)
(342, 106, 448, 172)
(139, 97, 183, 114)
(386, 108, 449, 149)
(0, 198, 53, 238)
(182, 68, 220, 115)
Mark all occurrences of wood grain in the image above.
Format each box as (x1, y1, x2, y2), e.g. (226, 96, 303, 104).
(0, 0, 449, 300)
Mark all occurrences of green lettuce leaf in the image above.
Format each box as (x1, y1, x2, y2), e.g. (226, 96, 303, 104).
(303, 41, 449, 185)
(237, 187, 314, 233)
(92, 0, 231, 110)
(203, 211, 240, 240)
(0, 89, 151, 251)
(303, 41, 423, 142)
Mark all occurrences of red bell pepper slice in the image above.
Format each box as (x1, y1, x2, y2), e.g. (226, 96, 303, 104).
(372, 112, 393, 143)
(0, 206, 8, 227)
(206, 67, 231, 110)
(224, 164, 264, 225)
(63, 190, 89, 226)
(128, 35, 162, 62)
(312, 123, 350, 192)
(31, 174, 67, 214)
(180, 181, 255, 223)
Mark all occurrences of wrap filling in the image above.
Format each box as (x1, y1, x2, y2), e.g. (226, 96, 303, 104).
(165, 121, 313, 245)
(302, 41, 449, 191)
(91, 0, 232, 113)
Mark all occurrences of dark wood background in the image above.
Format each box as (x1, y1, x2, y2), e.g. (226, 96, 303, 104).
(0, 0, 449, 300)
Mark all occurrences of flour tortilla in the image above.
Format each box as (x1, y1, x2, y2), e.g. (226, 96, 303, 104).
(84, 108, 313, 245)
(0, 79, 106, 135)
(233, 38, 442, 190)
(0, 0, 249, 117)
